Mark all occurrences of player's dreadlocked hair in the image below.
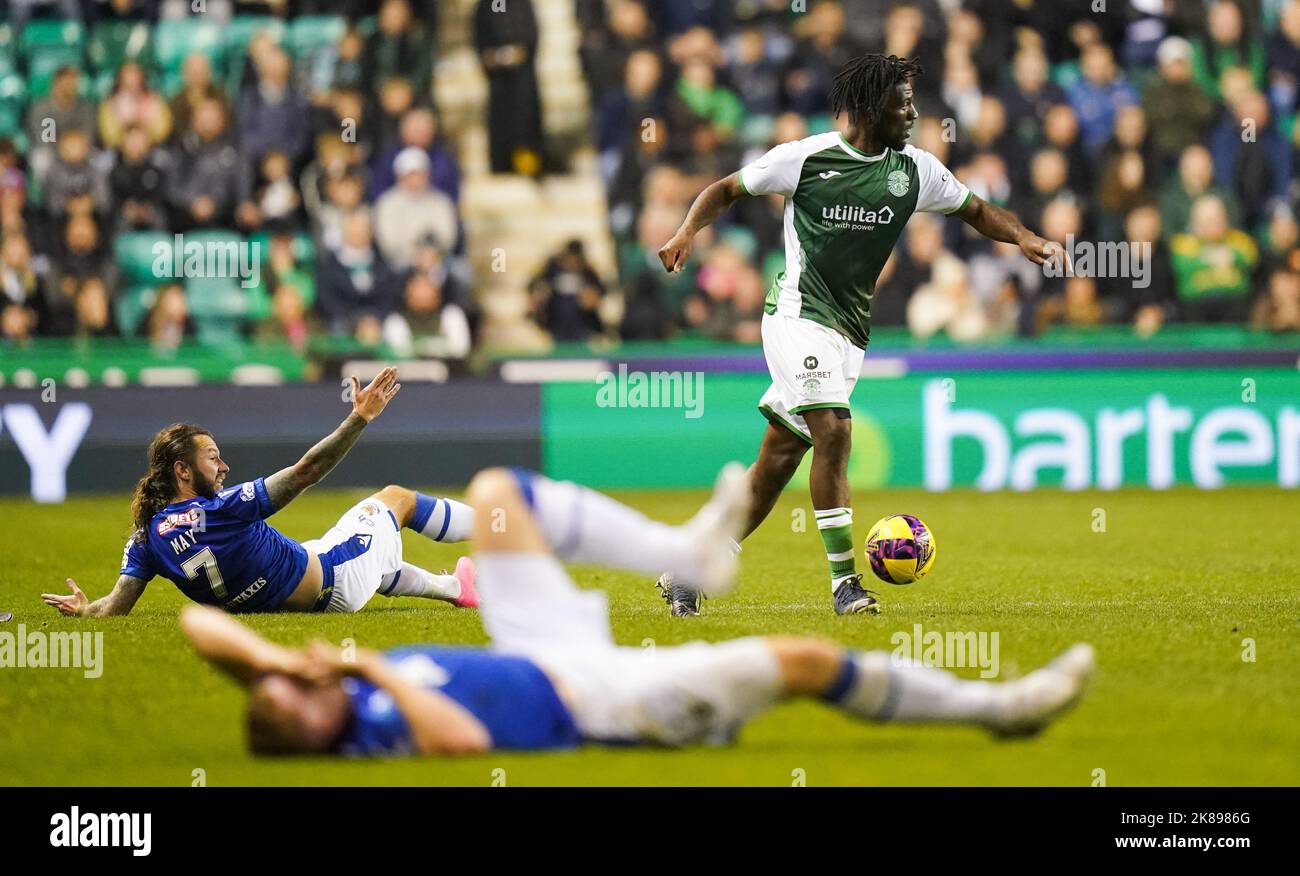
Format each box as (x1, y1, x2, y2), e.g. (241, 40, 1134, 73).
(131, 423, 212, 540)
(829, 54, 924, 128)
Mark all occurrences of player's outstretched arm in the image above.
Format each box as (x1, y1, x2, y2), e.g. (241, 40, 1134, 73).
(307, 642, 490, 755)
(658, 172, 749, 273)
(180, 605, 324, 686)
(264, 366, 402, 511)
(42, 575, 148, 618)
(957, 194, 1070, 271)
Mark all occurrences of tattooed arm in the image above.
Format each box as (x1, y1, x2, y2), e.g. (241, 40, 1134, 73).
(264, 367, 402, 512)
(42, 575, 148, 617)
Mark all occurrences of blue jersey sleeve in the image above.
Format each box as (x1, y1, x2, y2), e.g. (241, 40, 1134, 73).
(211, 478, 276, 522)
(120, 532, 156, 580)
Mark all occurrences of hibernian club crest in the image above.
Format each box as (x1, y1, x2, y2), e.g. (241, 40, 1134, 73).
(887, 170, 911, 197)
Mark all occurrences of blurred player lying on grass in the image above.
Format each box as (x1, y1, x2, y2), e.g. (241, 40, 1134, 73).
(181, 464, 1094, 756)
(42, 367, 479, 618)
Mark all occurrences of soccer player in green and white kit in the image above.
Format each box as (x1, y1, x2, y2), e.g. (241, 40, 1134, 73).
(654, 55, 1066, 617)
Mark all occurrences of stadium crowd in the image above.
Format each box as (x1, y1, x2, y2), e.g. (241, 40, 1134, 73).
(584, 0, 1300, 342)
(0, 0, 1298, 359)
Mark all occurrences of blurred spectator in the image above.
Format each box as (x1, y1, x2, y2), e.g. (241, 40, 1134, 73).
(529, 239, 607, 341)
(1251, 266, 1300, 332)
(1208, 89, 1294, 227)
(330, 28, 368, 94)
(1035, 275, 1105, 330)
(110, 125, 169, 232)
(907, 252, 989, 341)
(683, 242, 763, 342)
(369, 108, 461, 203)
(0, 233, 50, 338)
(144, 282, 194, 352)
(49, 213, 114, 325)
(373, 148, 458, 270)
(242, 150, 302, 230)
(364, 0, 435, 102)
(1160, 144, 1242, 240)
(388, 267, 473, 359)
(1109, 204, 1176, 335)
(43, 128, 109, 222)
(255, 282, 320, 353)
(876, 212, 949, 327)
(476, 0, 545, 176)
(373, 78, 418, 161)
(25, 67, 96, 187)
(579, 0, 657, 107)
(1170, 194, 1260, 321)
(98, 61, 173, 150)
(314, 171, 367, 252)
(169, 53, 231, 146)
(72, 277, 118, 339)
(1041, 104, 1093, 196)
(237, 47, 311, 168)
(999, 44, 1069, 146)
(1143, 37, 1219, 171)
(783, 1, 860, 117)
(1192, 0, 1267, 101)
(1066, 43, 1138, 156)
(1268, 1, 1300, 119)
(316, 210, 401, 340)
(596, 49, 666, 172)
(726, 25, 784, 118)
(167, 98, 240, 230)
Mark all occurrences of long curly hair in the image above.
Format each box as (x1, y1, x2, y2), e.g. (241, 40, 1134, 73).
(131, 423, 211, 539)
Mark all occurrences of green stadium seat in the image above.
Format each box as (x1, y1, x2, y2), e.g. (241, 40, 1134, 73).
(194, 317, 246, 347)
(0, 24, 16, 76)
(152, 19, 225, 95)
(286, 15, 345, 65)
(19, 19, 85, 57)
(114, 284, 157, 336)
(0, 74, 26, 141)
(224, 16, 286, 94)
(187, 277, 250, 321)
(114, 230, 174, 286)
(88, 21, 153, 76)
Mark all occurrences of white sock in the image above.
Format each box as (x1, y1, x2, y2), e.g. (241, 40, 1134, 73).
(409, 494, 474, 543)
(510, 470, 704, 581)
(378, 562, 462, 601)
(824, 652, 1002, 725)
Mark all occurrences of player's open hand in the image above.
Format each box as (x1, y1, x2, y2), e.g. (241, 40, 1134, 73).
(658, 233, 693, 273)
(42, 579, 88, 617)
(1019, 233, 1072, 274)
(351, 367, 401, 422)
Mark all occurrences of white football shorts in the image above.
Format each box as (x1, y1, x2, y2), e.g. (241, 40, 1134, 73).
(301, 496, 404, 613)
(758, 312, 865, 441)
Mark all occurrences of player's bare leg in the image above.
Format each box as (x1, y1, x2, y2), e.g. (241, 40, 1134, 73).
(658, 423, 809, 617)
(742, 423, 812, 540)
(804, 409, 878, 615)
(370, 485, 478, 607)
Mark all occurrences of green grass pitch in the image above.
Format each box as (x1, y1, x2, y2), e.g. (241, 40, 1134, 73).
(1, 486, 1297, 786)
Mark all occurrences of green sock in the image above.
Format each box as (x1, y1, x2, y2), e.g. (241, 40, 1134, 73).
(815, 507, 857, 591)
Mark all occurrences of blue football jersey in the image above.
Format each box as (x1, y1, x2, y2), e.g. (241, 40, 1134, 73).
(120, 478, 308, 613)
(338, 647, 582, 755)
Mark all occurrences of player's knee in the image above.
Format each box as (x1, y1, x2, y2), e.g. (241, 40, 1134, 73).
(766, 637, 842, 693)
(374, 485, 415, 520)
(465, 468, 521, 511)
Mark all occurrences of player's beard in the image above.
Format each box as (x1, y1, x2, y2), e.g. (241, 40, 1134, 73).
(191, 469, 220, 499)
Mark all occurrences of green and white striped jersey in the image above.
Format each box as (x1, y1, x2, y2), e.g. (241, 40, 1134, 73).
(739, 132, 972, 348)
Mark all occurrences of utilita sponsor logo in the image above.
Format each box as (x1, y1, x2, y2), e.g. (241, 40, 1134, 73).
(50, 807, 151, 856)
(822, 204, 894, 227)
